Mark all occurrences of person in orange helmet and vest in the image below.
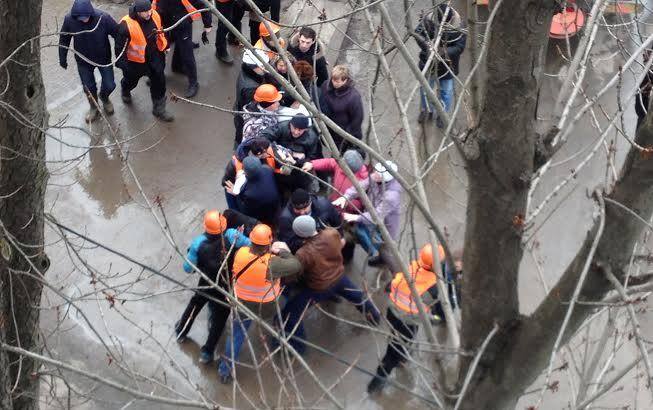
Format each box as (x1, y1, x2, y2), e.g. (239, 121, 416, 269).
(174, 210, 251, 364)
(254, 21, 286, 60)
(115, 0, 174, 121)
(153, 0, 212, 98)
(367, 243, 445, 394)
(217, 223, 301, 384)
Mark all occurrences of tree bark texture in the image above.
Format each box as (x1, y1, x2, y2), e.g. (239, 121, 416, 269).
(460, 0, 554, 354)
(0, 1, 49, 409)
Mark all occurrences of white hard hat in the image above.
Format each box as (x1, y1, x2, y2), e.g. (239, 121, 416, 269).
(373, 161, 398, 182)
(242, 48, 269, 68)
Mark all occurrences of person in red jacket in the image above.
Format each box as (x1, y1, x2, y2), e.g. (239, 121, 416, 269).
(303, 149, 368, 213)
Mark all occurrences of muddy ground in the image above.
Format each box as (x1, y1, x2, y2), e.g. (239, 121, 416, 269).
(35, 0, 653, 408)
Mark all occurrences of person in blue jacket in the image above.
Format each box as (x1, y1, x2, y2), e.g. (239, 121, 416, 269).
(228, 156, 281, 227)
(175, 210, 252, 364)
(59, 0, 119, 123)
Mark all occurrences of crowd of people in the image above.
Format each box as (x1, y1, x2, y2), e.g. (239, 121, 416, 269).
(58, 0, 465, 396)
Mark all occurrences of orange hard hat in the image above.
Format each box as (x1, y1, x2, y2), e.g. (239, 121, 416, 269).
(254, 84, 282, 103)
(250, 224, 273, 246)
(419, 244, 445, 269)
(259, 21, 280, 38)
(204, 210, 227, 235)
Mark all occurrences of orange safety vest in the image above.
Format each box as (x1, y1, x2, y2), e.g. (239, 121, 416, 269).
(232, 148, 281, 174)
(254, 38, 286, 60)
(388, 261, 437, 314)
(120, 11, 168, 63)
(152, 0, 201, 20)
(232, 247, 281, 303)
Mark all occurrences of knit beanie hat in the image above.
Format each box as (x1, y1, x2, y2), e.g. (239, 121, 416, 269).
(291, 188, 311, 209)
(243, 156, 262, 178)
(290, 114, 310, 130)
(343, 150, 363, 173)
(292, 215, 317, 238)
(133, 0, 152, 13)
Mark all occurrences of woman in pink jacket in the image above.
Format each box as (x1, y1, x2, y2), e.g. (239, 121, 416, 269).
(302, 150, 368, 213)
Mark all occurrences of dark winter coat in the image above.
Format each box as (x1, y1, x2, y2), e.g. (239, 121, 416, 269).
(156, 0, 212, 29)
(319, 81, 364, 145)
(277, 195, 343, 252)
(260, 121, 323, 163)
(59, 0, 119, 67)
(287, 32, 329, 86)
(414, 9, 466, 80)
(238, 165, 281, 224)
(115, 5, 167, 70)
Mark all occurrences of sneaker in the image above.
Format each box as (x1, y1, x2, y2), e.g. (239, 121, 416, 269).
(85, 107, 99, 123)
(101, 98, 114, 116)
(199, 350, 213, 364)
(367, 375, 386, 395)
(215, 48, 234, 64)
(417, 110, 427, 124)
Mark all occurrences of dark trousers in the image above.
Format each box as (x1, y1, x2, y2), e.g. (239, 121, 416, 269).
(120, 60, 166, 102)
(214, 0, 233, 53)
(177, 279, 230, 354)
(170, 22, 198, 86)
(231, 4, 260, 44)
(281, 276, 380, 352)
(376, 307, 418, 378)
(77, 62, 115, 101)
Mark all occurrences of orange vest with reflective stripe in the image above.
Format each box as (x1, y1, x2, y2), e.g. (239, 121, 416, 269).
(152, 0, 201, 21)
(120, 12, 168, 63)
(254, 38, 286, 60)
(233, 247, 281, 303)
(388, 261, 437, 314)
(232, 148, 280, 174)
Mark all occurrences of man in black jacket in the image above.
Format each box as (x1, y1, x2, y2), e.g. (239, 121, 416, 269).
(261, 114, 323, 191)
(156, 0, 212, 98)
(59, 0, 119, 123)
(287, 26, 329, 86)
(277, 188, 342, 253)
(414, 4, 466, 127)
(230, 0, 280, 45)
(115, 0, 174, 121)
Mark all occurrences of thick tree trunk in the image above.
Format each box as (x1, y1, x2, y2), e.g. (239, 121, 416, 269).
(0, 1, 49, 409)
(460, 0, 554, 356)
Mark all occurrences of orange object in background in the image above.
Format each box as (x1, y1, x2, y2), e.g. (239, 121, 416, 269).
(549, 4, 585, 39)
(476, 0, 489, 5)
(605, 1, 641, 15)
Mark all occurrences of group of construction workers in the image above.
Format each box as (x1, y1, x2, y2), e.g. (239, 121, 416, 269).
(58, 0, 464, 397)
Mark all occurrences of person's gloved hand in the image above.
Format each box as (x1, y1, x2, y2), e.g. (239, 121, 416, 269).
(201, 31, 209, 45)
(343, 213, 360, 223)
(59, 60, 68, 70)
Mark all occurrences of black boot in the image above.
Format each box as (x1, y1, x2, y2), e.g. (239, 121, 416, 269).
(215, 47, 234, 64)
(121, 89, 132, 105)
(152, 97, 174, 122)
(185, 82, 199, 98)
(367, 369, 387, 395)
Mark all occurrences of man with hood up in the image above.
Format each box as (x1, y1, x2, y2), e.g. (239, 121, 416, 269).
(59, 0, 119, 123)
(115, 0, 175, 122)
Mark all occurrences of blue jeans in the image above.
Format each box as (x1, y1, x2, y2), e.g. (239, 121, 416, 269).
(218, 314, 252, 377)
(280, 276, 380, 352)
(77, 62, 115, 100)
(225, 190, 240, 211)
(420, 77, 454, 113)
(355, 223, 382, 256)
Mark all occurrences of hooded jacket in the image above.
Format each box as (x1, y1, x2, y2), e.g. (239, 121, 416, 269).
(295, 228, 345, 291)
(344, 177, 402, 240)
(287, 32, 329, 86)
(319, 81, 364, 144)
(277, 195, 343, 252)
(260, 120, 323, 163)
(59, 0, 119, 67)
(238, 163, 281, 224)
(115, 4, 167, 69)
(414, 8, 466, 80)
